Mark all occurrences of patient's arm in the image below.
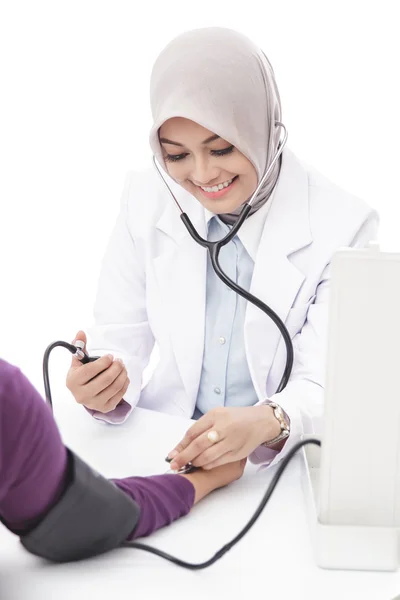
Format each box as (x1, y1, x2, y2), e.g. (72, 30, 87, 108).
(0, 359, 244, 543)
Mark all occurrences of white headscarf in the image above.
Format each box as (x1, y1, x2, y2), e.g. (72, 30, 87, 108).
(149, 27, 283, 224)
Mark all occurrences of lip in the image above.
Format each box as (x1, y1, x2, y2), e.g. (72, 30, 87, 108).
(196, 176, 238, 200)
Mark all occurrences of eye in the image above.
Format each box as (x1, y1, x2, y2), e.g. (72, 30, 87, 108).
(164, 153, 188, 163)
(211, 145, 234, 157)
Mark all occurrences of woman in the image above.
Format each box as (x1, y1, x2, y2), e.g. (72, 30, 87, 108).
(66, 28, 378, 473)
(0, 358, 245, 561)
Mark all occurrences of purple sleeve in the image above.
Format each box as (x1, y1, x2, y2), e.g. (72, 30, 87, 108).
(0, 359, 69, 532)
(249, 444, 279, 465)
(113, 474, 195, 539)
(85, 399, 132, 424)
(0, 358, 195, 540)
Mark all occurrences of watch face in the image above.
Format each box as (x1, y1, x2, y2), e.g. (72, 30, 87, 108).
(274, 406, 290, 431)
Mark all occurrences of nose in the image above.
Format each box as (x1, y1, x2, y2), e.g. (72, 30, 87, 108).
(191, 155, 220, 186)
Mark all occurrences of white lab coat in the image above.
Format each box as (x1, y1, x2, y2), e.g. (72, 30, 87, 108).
(87, 148, 378, 467)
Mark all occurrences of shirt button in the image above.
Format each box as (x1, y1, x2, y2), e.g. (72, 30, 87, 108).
(218, 337, 226, 345)
(214, 387, 221, 395)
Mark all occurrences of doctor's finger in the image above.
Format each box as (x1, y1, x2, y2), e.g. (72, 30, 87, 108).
(201, 451, 237, 471)
(168, 414, 214, 459)
(73, 354, 115, 385)
(191, 440, 232, 468)
(104, 376, 130, 412)
(84, 360, 126, 397)
(86, 368, 128, 410)
(71, 331, 87, 368)
(169, 428, 224, 471)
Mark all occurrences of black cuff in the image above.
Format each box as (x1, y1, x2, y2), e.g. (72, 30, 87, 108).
(20, 449, 140, 562)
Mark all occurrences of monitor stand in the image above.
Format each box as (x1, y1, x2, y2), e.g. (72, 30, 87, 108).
(302, 242, 400, 571)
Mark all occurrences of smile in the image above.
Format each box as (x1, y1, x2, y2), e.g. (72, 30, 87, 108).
(196, 176, 238, 199)
(200, 177, 235, 192)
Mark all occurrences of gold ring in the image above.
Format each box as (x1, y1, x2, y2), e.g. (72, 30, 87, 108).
(207, 430, 219, 444)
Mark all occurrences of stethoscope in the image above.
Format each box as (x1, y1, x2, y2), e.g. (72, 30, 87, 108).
(43, 122, 321, 569)
(152, 121, 292, 394)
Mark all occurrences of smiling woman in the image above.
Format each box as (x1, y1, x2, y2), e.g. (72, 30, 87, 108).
(65, 27, 378, 477)
(158, 118, 256, 209)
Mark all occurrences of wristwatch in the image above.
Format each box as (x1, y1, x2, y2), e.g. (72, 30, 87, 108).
(262, 401, 290, 447)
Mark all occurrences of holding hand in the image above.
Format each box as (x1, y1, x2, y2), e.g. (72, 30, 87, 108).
(66, 331, 130, 413)
(167, 405, 281, 471)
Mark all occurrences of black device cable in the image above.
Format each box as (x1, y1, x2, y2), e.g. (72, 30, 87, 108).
(43, 341, 98, 410)
(122, 437, 320, 569)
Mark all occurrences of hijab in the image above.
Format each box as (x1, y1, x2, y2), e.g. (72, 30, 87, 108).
(149, 27, 283, 224)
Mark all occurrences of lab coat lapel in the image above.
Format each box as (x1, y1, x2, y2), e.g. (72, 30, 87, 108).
(153, 186, 207, 408)
(244, 149, 313, 400)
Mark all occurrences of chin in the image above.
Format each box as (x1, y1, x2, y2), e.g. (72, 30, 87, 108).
(208, 200, 243, 214)
(192, 193, 240, 213)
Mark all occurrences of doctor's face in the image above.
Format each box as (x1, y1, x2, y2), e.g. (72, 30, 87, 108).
(159, 118, 258, 214)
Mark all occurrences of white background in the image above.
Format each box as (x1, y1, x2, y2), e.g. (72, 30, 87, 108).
(0, 0, 399, 394)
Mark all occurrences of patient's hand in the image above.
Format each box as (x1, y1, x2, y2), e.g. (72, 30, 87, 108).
(178, 459, 246, 504)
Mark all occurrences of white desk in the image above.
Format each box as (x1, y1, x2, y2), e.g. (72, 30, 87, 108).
(0, 383, 399, 600)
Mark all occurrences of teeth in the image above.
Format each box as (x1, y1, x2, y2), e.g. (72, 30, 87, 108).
(201, 177, 234, 193)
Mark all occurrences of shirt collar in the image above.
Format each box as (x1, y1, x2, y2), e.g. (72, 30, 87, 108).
(203, 187, 276, 261)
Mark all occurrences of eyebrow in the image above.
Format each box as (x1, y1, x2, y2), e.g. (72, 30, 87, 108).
(159, 134, 220, 147)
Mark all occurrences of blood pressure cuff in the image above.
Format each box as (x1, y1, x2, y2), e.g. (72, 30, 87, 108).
(20, 449, 140, 562)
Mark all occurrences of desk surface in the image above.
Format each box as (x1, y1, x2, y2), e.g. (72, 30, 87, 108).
(0, 381, 399, 600)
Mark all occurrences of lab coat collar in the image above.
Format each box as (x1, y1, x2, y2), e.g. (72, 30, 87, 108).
(242, 147, 313, 400)
(155, 174, 207, 243)
(266, 147, 313, 256)
(204, 190, 275, 262)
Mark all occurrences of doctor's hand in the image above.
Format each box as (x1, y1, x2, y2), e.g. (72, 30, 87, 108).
(167, 406, 281, 471)
(66, 330, 130, 413)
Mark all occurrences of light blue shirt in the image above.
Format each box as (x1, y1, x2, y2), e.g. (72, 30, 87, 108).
(194, 210, 266, 419)
(91, 211, 263, 425)
(193, 216, 257, 418)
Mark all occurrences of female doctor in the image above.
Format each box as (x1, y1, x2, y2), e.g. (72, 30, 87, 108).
(67, 27, 378, 472)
